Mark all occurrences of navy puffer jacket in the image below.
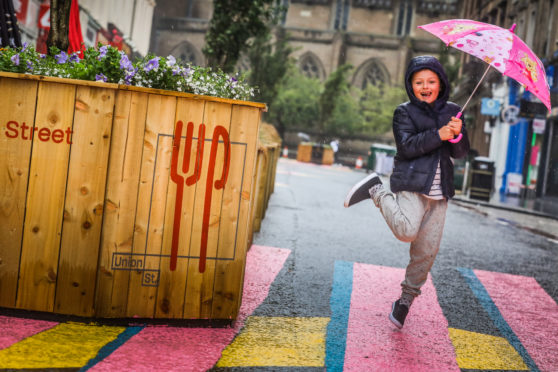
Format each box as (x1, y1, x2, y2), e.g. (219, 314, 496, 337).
(389, 55, 470, 199)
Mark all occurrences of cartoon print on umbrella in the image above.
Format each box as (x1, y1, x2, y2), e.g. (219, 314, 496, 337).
(418, 19, 551, 143)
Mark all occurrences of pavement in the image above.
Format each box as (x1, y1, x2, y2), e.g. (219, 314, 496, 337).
(452, 192, 558, 243)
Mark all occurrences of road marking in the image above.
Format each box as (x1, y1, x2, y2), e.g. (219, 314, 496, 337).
(325, 260, 353, 371)
(0, 322, 124, 369)
(0, 316, 57, 350)
(217, 316, 329, 367)
(458, 268, 540, 371)
(448, 328, 528, 370)
(89, 245, 291, 371)
(475, 269, 558, 371)
(343, 263, 459, 371)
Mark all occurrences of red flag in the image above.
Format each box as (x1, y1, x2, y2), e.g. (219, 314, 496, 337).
(68, 0, 84, 55)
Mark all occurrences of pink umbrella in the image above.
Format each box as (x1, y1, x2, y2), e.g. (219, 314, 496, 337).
(418, 19, 551, 143)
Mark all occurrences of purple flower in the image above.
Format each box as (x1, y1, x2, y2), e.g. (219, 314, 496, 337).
(55, 51, 68, 64)
(22, 42, 29, 52)
(26, 60, 33, 71)
(98, 45, 108, 60)
(10, 54, 20, 66)
(69, 53, 80, 63)
(120, 53, 132, 70)
(183, 67, 192, 77)
(95, 73, 108, 82)
(167, 55, 176, 66)
(143, 57, 160, 72)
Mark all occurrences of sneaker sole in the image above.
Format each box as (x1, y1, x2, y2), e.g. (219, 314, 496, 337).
(388, 301, 403, 329)
(343, 172, 379, 208)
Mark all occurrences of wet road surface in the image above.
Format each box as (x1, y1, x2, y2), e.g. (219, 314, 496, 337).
(1, 158, 557, 371)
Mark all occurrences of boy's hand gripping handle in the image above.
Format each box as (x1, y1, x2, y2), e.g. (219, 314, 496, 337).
(448, 112, 463, 144)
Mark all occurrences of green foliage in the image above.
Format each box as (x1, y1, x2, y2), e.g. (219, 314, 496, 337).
(203, 0, 281, 73)
(320, 64, 354, 131)
(439, 44, 461, 93)
(247, 30, 294, 108)
(268, 68, 321, 134)
(0, 43, 255, 100)
(359, 83, 407, 136)
(326, 89, 363, 135)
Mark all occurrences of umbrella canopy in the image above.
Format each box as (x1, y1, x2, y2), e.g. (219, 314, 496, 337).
(419, 19, 551, 112)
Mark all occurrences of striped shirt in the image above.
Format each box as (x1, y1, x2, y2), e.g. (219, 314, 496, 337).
(427, 161, 444, 200)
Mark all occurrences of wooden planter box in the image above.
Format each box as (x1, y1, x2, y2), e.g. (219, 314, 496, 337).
(0, 71, 264, 320)
(250, 124, 281, 235)
(297, 142, 333, 165)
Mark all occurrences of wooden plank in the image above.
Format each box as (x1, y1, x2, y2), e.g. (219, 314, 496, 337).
(155, 98, 206, 319)
(252, 148, 269, 233)
(212, 105, 261, 319)
(125, 94, 177, 318)
(0, 77, 38, 308)
(0, 71, 265, 110)
(54, 86, 116, 316)
(118, 84, 267, 109)
(183, 101, 232, 319)
(15, 82, 76, 312)
(95, 91, 148, 317)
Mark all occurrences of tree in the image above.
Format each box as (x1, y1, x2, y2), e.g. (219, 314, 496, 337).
(47, 0, 72, 54)
(268, 68, 322, 138)
(319, 64, 356, 134)
(438, 44, 461, 94)
(247, 29, 294, 110)
(359, 83, 407, 136)
(203, 0, 280, 72)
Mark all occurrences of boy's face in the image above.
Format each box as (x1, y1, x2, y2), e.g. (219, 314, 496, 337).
(411, 69, 440, 105)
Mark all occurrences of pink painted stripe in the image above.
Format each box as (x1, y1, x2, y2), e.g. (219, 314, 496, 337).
(475, 269, 558, 371)
(344, 263, 459, 371)
(90, 245, 290, 372)
(0, 316, 58, 350)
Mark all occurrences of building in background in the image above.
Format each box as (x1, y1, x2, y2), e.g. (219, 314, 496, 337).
(13, 0, 155, 57)
(150, 0, 459, 90)
(461, 0, 558, 206)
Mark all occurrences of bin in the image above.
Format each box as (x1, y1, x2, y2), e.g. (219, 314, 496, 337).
(368, 143, 396, 175)
(470, 157, 495, 201)
(0, 71, 264, 320)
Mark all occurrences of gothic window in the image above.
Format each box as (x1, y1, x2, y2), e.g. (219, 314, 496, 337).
(352, 0, 393, 9)
(362, 64, 387, 89)
(299, 53, 324, 80)
(416, 1, 458, 16)
(396, 0, 413, 36)
(353, 59, 390, 89)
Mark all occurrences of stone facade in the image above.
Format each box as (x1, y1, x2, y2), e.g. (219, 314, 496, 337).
(150, 0, 459, 89)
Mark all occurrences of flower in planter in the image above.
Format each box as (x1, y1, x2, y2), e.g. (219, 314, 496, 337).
(95, 73, 108, 82)
(55, 51, 68, 64)
(10, 54, 19, 66)
(0, 43, 256, 101)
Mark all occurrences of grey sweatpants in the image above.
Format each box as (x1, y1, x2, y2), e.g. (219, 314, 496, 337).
(372, 189, 448, 299)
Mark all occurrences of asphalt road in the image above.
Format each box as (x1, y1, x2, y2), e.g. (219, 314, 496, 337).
(246, 158, 558, 371)
(1, 157, 557, 371)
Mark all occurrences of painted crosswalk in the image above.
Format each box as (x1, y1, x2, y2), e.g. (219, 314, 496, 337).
(0, 248, 557, 371)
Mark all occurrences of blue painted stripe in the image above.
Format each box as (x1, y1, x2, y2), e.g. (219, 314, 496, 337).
(326, 261, 353, 372)
(458, 268, 540, 372)
(80, 326, 144, 371)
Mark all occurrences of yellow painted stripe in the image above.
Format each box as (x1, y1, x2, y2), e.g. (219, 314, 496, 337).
(217, 316, 329, 367)
(0, 322, 125, 369)
(449, 328, 528, 370)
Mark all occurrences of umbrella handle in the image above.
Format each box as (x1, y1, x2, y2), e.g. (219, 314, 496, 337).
(448, 112, 463, 143)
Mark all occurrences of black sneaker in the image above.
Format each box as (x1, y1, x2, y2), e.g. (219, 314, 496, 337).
(343, 172, 382, 207)
(389, 300, 409, 329)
